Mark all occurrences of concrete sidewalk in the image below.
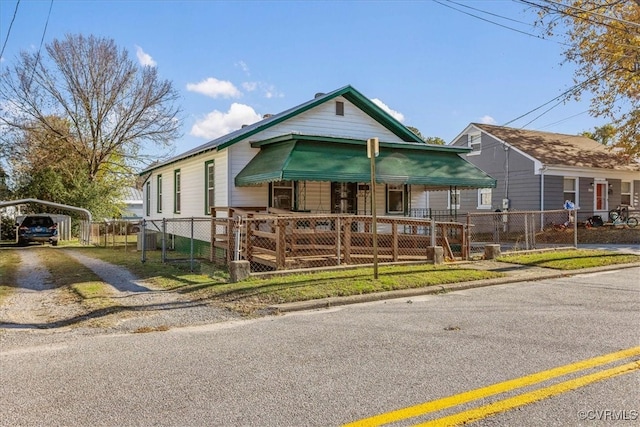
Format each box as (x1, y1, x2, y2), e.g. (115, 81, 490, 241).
(268, 259, 640, 313)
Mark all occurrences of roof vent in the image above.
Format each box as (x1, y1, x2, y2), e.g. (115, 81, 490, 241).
(263, 113, 273, 119)
(241, 124, 248, 128)
(314, 92, 325, 99)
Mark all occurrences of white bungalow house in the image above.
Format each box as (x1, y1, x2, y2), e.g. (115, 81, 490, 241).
(139, 85, 496, 221)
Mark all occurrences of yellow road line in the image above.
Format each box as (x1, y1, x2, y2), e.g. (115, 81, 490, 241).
(343, 346, 640, 427)
(416, 360, 640, 427)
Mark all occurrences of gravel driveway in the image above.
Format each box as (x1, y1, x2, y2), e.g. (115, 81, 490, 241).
(0, 248, 240, 341)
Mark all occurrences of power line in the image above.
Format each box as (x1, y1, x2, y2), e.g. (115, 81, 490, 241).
(536, 109, 590, 130)
(514, 0, 637, 32)
(0, 0, 21, 60)
(433, 0, 561, 44)
(541, 0, 640, 29)
(27, 0, 53, 87)
(502, 66, 607, 127)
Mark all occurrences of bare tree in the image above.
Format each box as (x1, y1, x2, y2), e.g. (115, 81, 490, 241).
(0, 34, 181, 182)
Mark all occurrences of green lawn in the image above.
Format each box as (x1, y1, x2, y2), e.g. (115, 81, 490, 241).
(497, 249, 640, 270)
(4, 246, 635, 316)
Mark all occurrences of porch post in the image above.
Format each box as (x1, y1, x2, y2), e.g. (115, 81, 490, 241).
(368, 137, 379, 280)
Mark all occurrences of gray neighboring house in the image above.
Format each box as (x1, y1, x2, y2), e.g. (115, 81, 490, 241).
(428, 123, 640, 221)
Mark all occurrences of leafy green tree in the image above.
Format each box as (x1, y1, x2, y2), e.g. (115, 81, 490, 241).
(531, 0, 639, 157)
(424, 136, 446, 145)
(407, 126, 447, 145)
(580, 123, 617, 145)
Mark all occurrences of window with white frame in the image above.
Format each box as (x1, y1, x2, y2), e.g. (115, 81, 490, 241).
(271, 180, 293, 210)
(157, 175, 163, 213)
(205, 160, 215, 215)
(563, 178, 577, 203)
(477, 188, 492, 209)
(174, 169, 181, 213)
(448, 189, 461, 210)
(386, 184, 405, 214)
(467, 132, 481, 155)
(621, 181, 632, 206)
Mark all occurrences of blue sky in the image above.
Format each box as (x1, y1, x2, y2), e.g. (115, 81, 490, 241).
(1, 0, 606, 157)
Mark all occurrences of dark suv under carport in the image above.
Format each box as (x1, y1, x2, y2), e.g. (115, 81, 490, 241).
(16, 215, 59, 246)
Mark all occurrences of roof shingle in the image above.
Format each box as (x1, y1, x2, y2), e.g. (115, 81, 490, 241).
(473, 123, 640, 172)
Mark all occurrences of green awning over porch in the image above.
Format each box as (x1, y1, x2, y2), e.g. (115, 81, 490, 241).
(235, 137, 496, 189)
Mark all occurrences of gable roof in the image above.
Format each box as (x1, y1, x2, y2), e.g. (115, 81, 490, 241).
(472, 123, 640, 172)
(140, 85, 426, 174)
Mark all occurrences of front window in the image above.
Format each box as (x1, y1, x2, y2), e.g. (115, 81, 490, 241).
(174, 170, 181, 213)
(271, 180, 293, 210)
(478, 188, 492, 209)
(621, 181, 632, 206)
(467, 132, 481, 155)
(157, 175, 163, 213)
(563, 178, 577, 204)
(205, 160, 215, 215)
(386, 184, 405, 214)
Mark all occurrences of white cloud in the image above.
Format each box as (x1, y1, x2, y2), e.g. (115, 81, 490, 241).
(371, 98, 405, 123)
(190, 103, 262, 139)
(480, 115, 497, 124)
(242, 81, 258, 92)
(186, 77, 242, 99)
(135, 45, 157, 67)
(236, 60, 250, 74)
(262, 84, 284, 99)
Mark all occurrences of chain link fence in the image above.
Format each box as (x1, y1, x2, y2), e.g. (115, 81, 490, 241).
(466, 209, 577, 258)
(139, 218, 214, 270)
(90, 219, 140, 250)
(126, 208, 636, 274)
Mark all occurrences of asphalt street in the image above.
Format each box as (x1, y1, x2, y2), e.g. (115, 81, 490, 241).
(1, 266, 639, 427)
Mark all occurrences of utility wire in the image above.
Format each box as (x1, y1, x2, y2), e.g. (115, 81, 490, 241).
(434, 0, 560, 44)
(515, 0, 636, 32)
(0, 0, 21, 60)
(27, 0, 53, 87)
(541, 0, 640, 29)
(445, 0, 535, 27)
(537, 109, 590, 130)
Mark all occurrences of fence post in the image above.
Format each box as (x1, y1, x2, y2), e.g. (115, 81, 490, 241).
(465, 214, 471, 260)
(430, 218, 436, 247)
(162, 218, 167, 263)
(344, 217, 352, 264)
(336, 217, 341, 265)
(573, 209, 578, 248)
(524, 214, 529, 250)
(392, 220, 399, 262)
(141, 219, 147, 263)
(190, 217, 195, 272)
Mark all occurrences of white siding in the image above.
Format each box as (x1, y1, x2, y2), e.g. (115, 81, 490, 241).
(144, 95, 415, 218)
(226, 96, 407, 209)
(144, 150, 224, 219)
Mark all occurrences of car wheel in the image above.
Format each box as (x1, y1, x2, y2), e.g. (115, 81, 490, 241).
(51, 240, 58, 246)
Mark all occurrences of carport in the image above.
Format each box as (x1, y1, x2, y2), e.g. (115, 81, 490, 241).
(0, 198, 92, 244)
